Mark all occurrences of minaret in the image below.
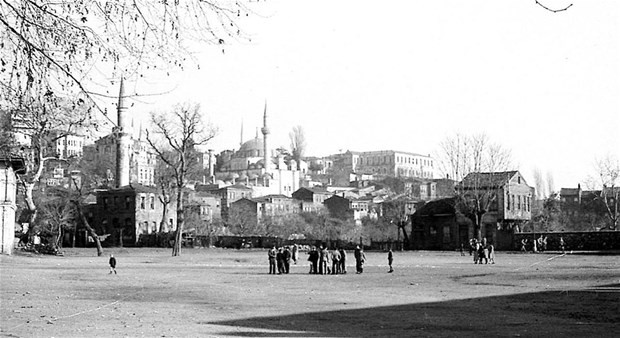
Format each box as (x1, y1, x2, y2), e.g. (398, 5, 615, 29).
(260, 102, 270, 171)
(115, 77, 131, 188)
(240, 119, 244, 147)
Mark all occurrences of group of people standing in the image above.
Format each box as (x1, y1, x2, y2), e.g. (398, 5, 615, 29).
(267, 244, 300, 274)
(520, 235, 566, 254)
(306, 246, 348, 274)
(267, 244, 371, 275)
(469, 238, 495, 264)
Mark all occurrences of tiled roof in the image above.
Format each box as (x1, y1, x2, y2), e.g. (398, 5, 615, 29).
(459, 171, 518, 189)
(560, 188, 580, 196)
(415, 198, 457, 216)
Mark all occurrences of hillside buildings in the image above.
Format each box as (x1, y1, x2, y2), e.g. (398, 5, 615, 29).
(210, 105, 306, 198)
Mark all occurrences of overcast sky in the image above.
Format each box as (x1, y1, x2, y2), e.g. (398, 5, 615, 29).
(111, 0, 619, 190)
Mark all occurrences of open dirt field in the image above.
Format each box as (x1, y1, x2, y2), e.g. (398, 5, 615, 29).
(1, 248, 619, 337)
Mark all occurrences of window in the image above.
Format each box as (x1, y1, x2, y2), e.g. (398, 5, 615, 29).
(511, 195, 515, 211)
(517, 195, 522, 210)
(140, 196, 146, 209)
(103, 197, 109, 210)
(526, 197, 530, 212)
(125, 197, 131, 209)
(507, 194, 510, 210)
(150, 196, 155, 209)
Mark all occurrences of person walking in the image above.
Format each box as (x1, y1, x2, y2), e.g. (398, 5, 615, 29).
(488, 244, 495, 264)
(276, 247, 285, 274)
(292, 244, 299, 264)
(559, 236, 566, 254)
(354, 246, 366, 274)
(109, 254, 117, 274)
(283, 246, 292, 274)
(387, 249, 394, 273)
(268, 246, 277, 274)
(308, 246, 319, 274)
(321, 246, 330, 274)
(331, 248, 341, 274)
(318, 246, 327, 275)
(339, 247, 347, 274)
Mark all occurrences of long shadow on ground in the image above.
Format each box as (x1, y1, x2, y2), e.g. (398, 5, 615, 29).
(205, 285, 620, 337)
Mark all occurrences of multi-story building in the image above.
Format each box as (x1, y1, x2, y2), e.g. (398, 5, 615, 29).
(558, 184, 617, 231)
(94, 184, 177, 246)
(355, 150, 435, 179)
(184, 190, 222, 224)
(292, 187, 331, 213)
(94, 133, 157, 187)
(411, 171, 532, 251)
(228, 194, 300, 231)
(46, 130, 85, 159)
(324, 194, 379, 225)
(197, 184, 253, 220)
(314, 150, 435, 186)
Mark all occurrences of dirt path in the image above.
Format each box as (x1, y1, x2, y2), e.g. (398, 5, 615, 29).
(1, 248, 619, 337)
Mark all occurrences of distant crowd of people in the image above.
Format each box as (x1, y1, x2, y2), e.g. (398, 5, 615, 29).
(520, 235, 566, 254)
(267, 244, 374, 275)
(468, 238, 495, 264)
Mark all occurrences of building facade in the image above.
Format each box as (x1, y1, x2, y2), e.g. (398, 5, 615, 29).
(0, 156, 26, 255)
(411, 171, 532, 250)
(95, 184, 177, 246)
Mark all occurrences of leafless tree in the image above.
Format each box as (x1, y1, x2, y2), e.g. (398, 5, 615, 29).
(546, 171, 556, 195)
(438, 133, 513, 239)
(289, 125, 306, 170)
(592, 155, 619, 230)
(535, 0, 573, 13)
(381, 197, 411, 249)
(154, 156, 175, 233)
(9, 100, 92, 240)
(227, 205, 259, 236)
(1, 0, 252, 117)
(532, 167, 546, 199)
(145, 102, 216, 256)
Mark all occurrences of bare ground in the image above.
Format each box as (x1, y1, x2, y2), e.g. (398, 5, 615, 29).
(1, 248, 619, 337)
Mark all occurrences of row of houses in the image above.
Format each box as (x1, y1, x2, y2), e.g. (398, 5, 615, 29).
(80, 181, 426, 246)
(76, 170, 538, 252)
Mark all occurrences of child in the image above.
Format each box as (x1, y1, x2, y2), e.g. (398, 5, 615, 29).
(109, 254, 117, 274)
(387, 249, 394, 273)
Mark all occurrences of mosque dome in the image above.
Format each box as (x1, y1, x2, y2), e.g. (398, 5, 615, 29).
(235, 137, 264, 158)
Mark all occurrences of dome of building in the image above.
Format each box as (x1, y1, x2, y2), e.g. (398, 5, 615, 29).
(235, 137, 264, 158)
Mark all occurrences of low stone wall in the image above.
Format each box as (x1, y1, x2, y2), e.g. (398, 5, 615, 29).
(513, 231, 620, 251)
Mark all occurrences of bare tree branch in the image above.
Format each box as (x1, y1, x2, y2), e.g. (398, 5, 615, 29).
(535, 1, 573, 13)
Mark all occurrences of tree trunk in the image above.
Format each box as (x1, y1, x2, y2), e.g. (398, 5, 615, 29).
(398, 222, 409, 250)
(24, 182, 38, 241)
(71, 200, 103, 256)
(159, 200, 169, 233)
(474, 212, 485, 241)
(172, 189, 184, 256)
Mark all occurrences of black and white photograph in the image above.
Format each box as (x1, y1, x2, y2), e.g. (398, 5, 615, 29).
(1, 0, 619, 336)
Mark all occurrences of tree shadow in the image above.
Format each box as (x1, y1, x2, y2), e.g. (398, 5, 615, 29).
(205, 287, 620, 337)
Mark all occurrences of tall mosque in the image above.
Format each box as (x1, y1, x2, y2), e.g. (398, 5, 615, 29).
(95, 80, 304, 198)
(93, 79, 156, 188)
(212, 104, 307, 197)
